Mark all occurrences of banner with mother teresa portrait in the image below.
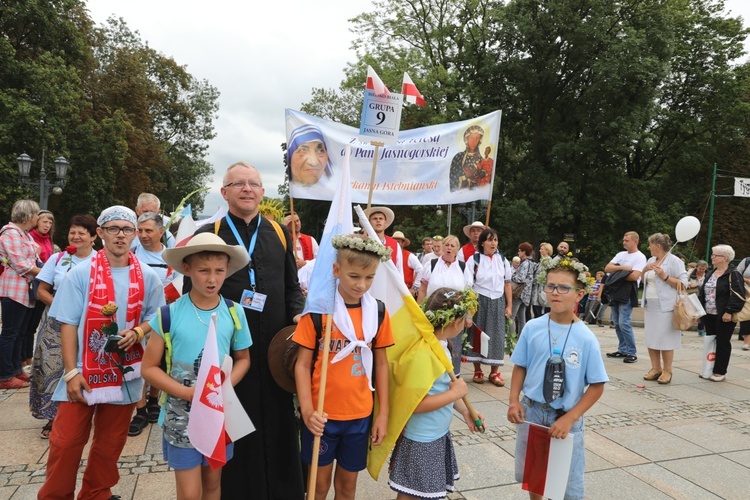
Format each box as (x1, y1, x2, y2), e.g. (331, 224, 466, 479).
(285, 108, 502, 205)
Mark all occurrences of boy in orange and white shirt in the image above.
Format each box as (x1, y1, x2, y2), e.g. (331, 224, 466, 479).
(293, 233, 394, 500)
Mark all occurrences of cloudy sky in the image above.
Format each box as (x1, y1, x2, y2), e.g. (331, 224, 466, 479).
(86, 0, 750, 215)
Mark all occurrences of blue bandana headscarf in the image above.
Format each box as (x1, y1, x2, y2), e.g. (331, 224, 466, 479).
(97, 205, 137, 227)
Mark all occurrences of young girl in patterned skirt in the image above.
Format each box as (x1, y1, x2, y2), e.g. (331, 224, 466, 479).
(388, 287, 485, 499)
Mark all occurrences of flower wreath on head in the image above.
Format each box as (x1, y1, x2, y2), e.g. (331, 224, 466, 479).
(536, 255, 595, 293)
(331, 234, 392, 262)
(421, 287, 479, 329)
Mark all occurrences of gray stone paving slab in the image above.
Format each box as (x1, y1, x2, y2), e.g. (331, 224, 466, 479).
(457, 400, 506, 431)
(624, 463, 722, 500)
(655, 417, 750, 453)
(0, 393, 39, 432)
(659, 454, 750, 499)
(584, 448, 616, 473)
(597, 386, 667, 411)
(132, 471, 175, 499)
(0, 428, 48, 467)
(720, 449, 750, 468)
(649, 383, 732, 405)
(597, 424, 710, 461)
(585, 431, 650, 467)
(452, 442, 516, 490)
(460, 483, 529, 499)
(585, 468, 672, 499)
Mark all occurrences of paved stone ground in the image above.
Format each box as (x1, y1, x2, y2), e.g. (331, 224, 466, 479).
(3, 323, 750, 499)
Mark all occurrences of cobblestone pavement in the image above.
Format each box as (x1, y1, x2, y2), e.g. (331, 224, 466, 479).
(3, 324, 750, 499)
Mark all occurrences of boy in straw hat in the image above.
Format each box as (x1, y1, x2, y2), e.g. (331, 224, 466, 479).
(141, 233, 253, 499)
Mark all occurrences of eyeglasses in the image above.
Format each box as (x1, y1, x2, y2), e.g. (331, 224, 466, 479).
(223, 180, 263, 190)
(710, 254, 726, 259)
(101, 225, 136, 236)
(543, 284, 582, 294)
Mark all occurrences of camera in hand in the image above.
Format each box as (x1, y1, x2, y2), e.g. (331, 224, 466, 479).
(104, 335, 124, 353)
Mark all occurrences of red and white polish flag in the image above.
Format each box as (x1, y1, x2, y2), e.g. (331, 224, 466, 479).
(366, 65, 390, 96)
(515, 422, 574, 500)
(401, 72, 425, 107)
(187, 313, 228, 470)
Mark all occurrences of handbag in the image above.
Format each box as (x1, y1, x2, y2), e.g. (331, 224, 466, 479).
(672, 283, 696, 331)
(730, 283, 750, 323)
(511, 281, 525, 299)
(28, 278, 41, 303)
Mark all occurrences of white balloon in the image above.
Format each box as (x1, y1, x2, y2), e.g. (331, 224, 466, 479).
(674, 216, 701, 242)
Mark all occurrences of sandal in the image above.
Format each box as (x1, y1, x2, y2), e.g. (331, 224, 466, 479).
(489, 372, 505, 387)
(146, 396, 160, 423)
(643, 369, 662, 381)
(40, 420, 53, 439)
(128, 410, 149, 437)
(472, 371, 485, 384)
(657, 371, 672, 384)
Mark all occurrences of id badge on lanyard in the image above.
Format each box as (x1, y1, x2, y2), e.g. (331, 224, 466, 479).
(226, 215, 267, 312)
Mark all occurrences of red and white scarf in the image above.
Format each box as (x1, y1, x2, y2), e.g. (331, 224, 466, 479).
(82, 251, 145, 405)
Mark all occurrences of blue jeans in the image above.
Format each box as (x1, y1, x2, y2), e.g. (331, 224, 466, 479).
(610, 301, 636, 356)
(0, 298, 33, 380)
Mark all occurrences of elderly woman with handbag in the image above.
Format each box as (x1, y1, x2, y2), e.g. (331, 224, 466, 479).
(640, 233, 688, 385)
(0, 200, 42, 389)
(698, 245, 746, 382)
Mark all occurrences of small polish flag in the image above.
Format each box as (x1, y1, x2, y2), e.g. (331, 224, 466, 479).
(366, 65, 390, 96)
(187, 313, 228, 470)
(515, 422, 574, 500)
(401, 72, 425, 106)
(470, 324, 490, 357)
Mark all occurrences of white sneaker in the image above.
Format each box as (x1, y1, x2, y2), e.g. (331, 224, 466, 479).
(743, 344, 750, 351)
(22, 365, 32, 375)
(709, 374, 726, 382)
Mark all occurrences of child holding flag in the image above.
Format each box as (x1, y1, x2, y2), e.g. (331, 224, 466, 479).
(388, 287, 486, 499)
(142, 233, 252, 499)
(507, 256, 608, 500)
(293, 233, 394, 500)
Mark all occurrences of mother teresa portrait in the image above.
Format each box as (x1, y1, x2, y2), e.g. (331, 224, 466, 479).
(287, 123, 334, 186)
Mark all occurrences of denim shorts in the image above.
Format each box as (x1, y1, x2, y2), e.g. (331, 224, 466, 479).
(514, 396, 585, 500)
(300, 416, 371, 472)
(162, 437, 234, 470)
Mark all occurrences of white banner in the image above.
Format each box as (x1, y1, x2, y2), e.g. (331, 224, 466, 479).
(735, 177, 750, 197)
(285, 109, 502, 204)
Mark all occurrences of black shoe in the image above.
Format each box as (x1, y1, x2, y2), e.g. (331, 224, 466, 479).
(128, 409, 149, 437)
(109, 496, 122, 500)
(623, 355, 638, 363)
(606, 352, 626, 358)
(146, 396, 160, 423)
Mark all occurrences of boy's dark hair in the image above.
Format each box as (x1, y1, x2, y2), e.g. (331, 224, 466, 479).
(184, 250, 231, 266)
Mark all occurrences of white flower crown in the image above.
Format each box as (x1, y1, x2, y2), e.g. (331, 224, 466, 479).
(536, 255, 594, 293)
(331, 234, 392, 262)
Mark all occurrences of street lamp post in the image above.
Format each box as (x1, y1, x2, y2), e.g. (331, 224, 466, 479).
(16, 150, 69, 210)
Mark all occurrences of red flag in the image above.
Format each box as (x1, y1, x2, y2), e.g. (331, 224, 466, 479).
(366, 65, 390, 96)
(401, 72, 425, 106)
(187, 313, 227, 470)
(516, 422, 573, 499)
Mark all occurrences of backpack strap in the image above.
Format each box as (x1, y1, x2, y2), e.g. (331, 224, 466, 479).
(473, 252, 481, 281)
(268, 219, 288, 252)
(215, 217, 288, 252)
(431, 257, 465, 273)
(55, 252, 66, 266)
(430, 258, 438, 272)
(157, 304, 173, 412)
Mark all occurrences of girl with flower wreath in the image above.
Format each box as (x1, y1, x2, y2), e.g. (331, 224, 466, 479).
(30, 214, 98, 439)
(389, 287, 485, 499)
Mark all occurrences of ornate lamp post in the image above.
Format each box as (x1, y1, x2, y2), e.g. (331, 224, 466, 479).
(16, 150, 69, 210)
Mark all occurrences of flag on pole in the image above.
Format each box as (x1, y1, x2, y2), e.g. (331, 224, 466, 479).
(220, 355, 255, 441)
(401, 72, 425, 106)
(179, 204, 192, 218)
(366, 65, 390, 96)
(302, 146, 354, 315)
(356, 206, 451, 480)
(187, 313, 228, 470)
(515, 422, 574, 500)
